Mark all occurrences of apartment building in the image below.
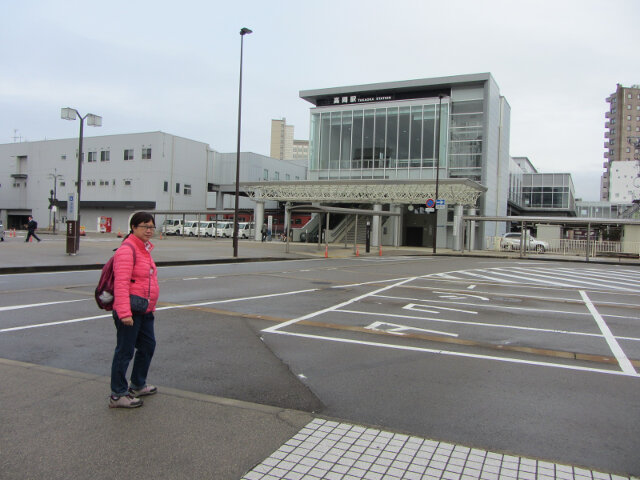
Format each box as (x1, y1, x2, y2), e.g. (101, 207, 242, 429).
(602, 83, 640, 200)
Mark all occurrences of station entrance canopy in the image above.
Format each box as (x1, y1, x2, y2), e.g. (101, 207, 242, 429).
(240, 179, 486, 206)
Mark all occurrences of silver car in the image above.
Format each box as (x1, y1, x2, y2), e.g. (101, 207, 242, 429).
(500, 232, 549, 253)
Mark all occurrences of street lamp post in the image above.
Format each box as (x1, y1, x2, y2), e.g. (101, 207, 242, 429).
(432, 94, 444, 254)
(233, 27, 252, 258)
(61, 107, 102, 254)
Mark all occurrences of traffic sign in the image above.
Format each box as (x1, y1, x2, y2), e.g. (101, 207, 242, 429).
(436, 199, 446, 210)
(425, 198, 435, 208)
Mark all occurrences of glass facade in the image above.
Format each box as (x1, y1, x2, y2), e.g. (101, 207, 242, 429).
(510, 173, 576, 212)
(309, 100, 450, 180)
(448, 100, 483, 181)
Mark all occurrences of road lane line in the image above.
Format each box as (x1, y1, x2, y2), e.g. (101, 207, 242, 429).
(580, 290, 638, 376)
(0, 314, 111, 332)
(264, 330, 638, 378)
(1, 288, 319, 334)
(0, 299, 88, 312)
(262, 277, 416, 334)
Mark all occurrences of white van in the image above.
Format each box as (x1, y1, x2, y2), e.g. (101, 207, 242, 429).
(161, 219, 183, 235)
(201, 221, 217, 237)
(216, 221, 233, 238)
(238, 222, 255, 239)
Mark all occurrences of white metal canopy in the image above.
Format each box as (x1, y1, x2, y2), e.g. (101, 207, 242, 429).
(241, 179, 485, 206)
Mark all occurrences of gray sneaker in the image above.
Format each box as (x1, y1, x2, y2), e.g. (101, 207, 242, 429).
(109, 393, 143, 408)
(129, 385, 157, 397)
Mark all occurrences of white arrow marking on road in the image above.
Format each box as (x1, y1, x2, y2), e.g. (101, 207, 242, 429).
(402, 303, 478, 315)
(433, 291, 489, 301)
(365, 321, 458, 337)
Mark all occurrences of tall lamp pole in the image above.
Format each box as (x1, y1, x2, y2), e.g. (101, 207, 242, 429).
(233, 27, 252, 257)
(433, 94, 445, 254)
(61, 108, 102, 254)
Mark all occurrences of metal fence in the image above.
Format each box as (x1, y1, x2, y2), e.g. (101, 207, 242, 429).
(486, 236, 640, 258)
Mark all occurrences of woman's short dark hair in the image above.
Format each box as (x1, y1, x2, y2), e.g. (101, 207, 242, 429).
(129, 212, 155, 231)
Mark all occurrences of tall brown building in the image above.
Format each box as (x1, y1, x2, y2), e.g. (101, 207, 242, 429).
(602, 84, 640, 200)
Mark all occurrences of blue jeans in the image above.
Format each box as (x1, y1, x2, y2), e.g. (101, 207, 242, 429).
(110, 312, 156, 396)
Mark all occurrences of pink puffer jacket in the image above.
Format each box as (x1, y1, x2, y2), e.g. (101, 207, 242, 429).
(113, 235, 159, 318)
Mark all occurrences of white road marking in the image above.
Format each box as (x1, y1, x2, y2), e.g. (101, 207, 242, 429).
(580, 290, 638, 376)
(402, 303, 478, 315)
(0, 288, 319, 333)
(331, 277, 411, 289)
(365, 321, 458, 337)
(467, 285, 476, 290)
(433, 291, 489, 301)
(262, 277, 417, 334)
(0, 299, 87, 312)
(266, 330, 637, 378)
(335, 309, 640, 342)
(0, 313, 111, 332)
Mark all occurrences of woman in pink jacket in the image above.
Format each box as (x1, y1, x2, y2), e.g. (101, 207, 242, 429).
(109, 212, 160, 408)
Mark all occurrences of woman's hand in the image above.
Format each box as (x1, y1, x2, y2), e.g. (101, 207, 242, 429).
(121, 316, 134, 326)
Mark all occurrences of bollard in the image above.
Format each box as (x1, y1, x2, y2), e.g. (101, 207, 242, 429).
(324, 244, 328, 258)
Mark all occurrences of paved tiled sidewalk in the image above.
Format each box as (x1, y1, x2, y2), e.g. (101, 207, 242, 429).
(242, 419, 637, 480)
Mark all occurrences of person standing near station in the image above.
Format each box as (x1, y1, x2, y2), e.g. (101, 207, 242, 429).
(261, 223, 267, 242)
(109, 212, 160, 408)
(25, 216, 41, 243)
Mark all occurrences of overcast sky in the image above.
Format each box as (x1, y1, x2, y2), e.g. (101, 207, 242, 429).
(2, 0, 638, 201)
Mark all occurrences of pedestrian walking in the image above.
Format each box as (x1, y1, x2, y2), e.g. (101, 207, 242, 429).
(109, 212, 160, 408)
(261, 223, 267, 242)
(25, 216, 41, 242)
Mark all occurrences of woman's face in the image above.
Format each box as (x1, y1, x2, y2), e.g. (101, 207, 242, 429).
(132, 221, 155, 242)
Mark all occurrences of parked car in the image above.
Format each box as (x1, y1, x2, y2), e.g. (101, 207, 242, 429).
(500, 232, 549, 253)
(238, 222, 255, 239)
(0, 219, 4, 241)
(216, 221, 233, 238)
(161, 219, 184, 235)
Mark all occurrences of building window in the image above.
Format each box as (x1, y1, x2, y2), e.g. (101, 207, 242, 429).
(163, 181, 169, 192)
(124, 149, 134, 161)
(274, 171, 280, 180)
(124, 179, 132, 186)
(263, 169, 268, 180)
(61, 154, 67, 160)
(60, 181, 66, 187)
(86, 180, 96, 186)
(142, 148, 152, 159)
(184, 184, 191, 195)
(87, 151, 97, 162)
(286, 174, 290, 180)
(176, 183, 180, 193)
(100, 150, 110, 162)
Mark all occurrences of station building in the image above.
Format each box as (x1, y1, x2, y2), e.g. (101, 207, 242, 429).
(243, 73, 511, 249)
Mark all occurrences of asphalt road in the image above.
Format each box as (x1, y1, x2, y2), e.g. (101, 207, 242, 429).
(1, 256, 639, 475)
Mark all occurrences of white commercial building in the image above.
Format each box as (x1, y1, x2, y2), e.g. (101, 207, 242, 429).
(0, 131, 306, 234)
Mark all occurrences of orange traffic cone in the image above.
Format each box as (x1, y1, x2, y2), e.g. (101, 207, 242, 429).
(356, 245, 359, 257)
(379, 245, 382, 256)
(324, 245, 328, 258)
(117, 229, 122, 238)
